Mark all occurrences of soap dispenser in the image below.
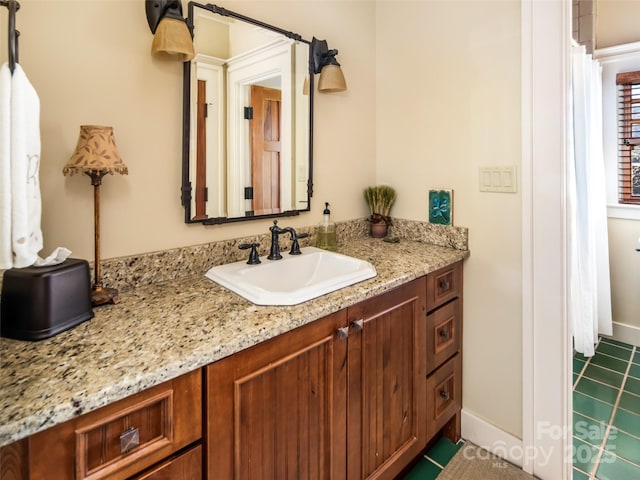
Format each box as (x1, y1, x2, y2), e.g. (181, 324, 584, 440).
(316, 202, 337, 251)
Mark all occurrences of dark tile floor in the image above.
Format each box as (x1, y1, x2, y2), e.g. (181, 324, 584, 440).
(573, 337, 640, 479)
(402, 337, 640, 479)
(401, 437, 464, 479)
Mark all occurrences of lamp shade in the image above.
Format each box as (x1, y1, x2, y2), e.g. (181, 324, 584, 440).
(302, 74, 310, 96)
(151, 17, 195, 62)
(63, 126, 128, 176)
(318, 64, 347, 93)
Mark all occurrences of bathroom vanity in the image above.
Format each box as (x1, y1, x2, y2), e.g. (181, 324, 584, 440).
(206, 261, 463, 480)
(0, 235, 466, 480)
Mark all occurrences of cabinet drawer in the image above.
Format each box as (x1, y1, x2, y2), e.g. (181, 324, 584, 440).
(74, 370, 201, 480)
(426, 298, 461, 374)
(75, 392, 174, 480)
(131, 444, 201, 480)
(15, 369, 202, 480)
(426, 261, 462, 311)
(426, 354, 461, 440)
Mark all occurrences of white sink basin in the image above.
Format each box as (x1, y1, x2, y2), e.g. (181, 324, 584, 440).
(205, 247, 377, 305)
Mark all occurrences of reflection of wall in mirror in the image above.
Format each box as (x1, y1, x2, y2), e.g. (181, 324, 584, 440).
(229, 21, 283, 58)
(294, 42, 310, 210)
(191, 57, 225, 220)
(194, 9, 280, 65)
(194, 11, 230, 58)
(226, 40, 294, 218)
(192, 10, 231, 220)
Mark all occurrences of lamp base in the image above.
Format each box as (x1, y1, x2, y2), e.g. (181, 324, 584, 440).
(91, 285, 119, 307)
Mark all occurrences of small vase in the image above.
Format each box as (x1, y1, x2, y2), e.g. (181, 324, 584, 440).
(370, 223, 388, 238)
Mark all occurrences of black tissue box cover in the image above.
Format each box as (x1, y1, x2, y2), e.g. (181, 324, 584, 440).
(1, 258, 94, 341)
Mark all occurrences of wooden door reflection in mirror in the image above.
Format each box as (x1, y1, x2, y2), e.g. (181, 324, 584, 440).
(194, 79, 207, 220)
(251, 85, 282, 216)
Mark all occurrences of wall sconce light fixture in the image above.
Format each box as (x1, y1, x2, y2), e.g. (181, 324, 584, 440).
(311, 37, 347, 93)
(63, 126, 128, 307)
(145, 0, 194, 62)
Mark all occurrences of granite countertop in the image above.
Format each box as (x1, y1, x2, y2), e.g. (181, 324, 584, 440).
(0, 237, 468, 447)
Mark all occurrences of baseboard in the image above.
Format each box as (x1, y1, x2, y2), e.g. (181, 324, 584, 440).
(460, 409, 524, 468)
(606, 322, 640, 348)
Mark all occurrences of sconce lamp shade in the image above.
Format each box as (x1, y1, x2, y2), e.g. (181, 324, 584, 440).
(151, 17, 195, 62)
(302, 74, 310, 96)
(63, 126, 128, 177)
(311, 37, 347, 93)
(145, 0, 194, 62)
(318, 64, 347, 93)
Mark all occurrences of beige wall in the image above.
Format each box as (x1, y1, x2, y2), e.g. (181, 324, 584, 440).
(607, 219, 640, 328)
(375, 1, 522, 437)
(4, 0, 524, 438)
(597, 0, 640, 49)
(596, 1, 640, 335)
(9, 0, 376, 260)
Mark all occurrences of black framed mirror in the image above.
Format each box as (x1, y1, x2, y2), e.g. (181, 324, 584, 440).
(182, 2, 314, 225)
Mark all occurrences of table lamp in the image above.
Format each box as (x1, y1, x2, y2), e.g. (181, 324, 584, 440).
(63, 125, 128, 306)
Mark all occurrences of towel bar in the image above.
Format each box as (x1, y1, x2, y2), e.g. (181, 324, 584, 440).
(0, 0, 20, 73)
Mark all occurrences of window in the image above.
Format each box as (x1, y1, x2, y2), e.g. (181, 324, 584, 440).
(616, 70, 640, 204)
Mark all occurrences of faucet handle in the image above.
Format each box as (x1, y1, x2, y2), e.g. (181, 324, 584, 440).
(239, 243, 261, 265)
(289, 232, 309, 255)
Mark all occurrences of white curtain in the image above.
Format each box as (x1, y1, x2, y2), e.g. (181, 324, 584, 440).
(568, 45, 613, 357)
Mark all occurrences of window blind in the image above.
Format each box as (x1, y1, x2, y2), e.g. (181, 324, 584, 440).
(616, 70, 640, 204)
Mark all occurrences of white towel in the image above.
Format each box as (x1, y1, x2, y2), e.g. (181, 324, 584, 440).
(0, 63, 12, 269)
(0, 64, 69, 270)
(9, 64, 42, 268)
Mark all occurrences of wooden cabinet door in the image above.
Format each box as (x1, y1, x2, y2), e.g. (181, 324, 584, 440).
(346, 278, 427, 480)
(206, 310, 348, 480)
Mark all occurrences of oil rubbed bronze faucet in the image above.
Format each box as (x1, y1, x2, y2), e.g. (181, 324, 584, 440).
(268, 220, 308, 260)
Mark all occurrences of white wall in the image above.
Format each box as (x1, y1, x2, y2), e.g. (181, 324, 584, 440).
(375, 1, 523, 437)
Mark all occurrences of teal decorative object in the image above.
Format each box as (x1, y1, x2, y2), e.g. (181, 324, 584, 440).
(429, 190, 453, 225)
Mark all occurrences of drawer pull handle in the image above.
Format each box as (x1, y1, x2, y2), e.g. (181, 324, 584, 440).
(351, 319, 364, 331)
(440, 390, 450, 401)
(439, 329, 451, 340)
(439, 280, 450, 291)
(337, 326, 349, 340)
(120, 427, 140, 453)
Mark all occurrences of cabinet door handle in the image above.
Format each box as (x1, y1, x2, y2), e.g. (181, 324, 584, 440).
(439, 329, 451, 340)
(337, 326, 349, 340)
(440, 390, 450, 401)
(351, 319, 364, 331)
(439, 279, 450, 291)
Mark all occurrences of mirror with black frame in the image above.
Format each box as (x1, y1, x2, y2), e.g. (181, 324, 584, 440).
(182, 2, 313, 225)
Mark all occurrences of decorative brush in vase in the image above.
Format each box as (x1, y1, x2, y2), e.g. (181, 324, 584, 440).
(364, 185, 396, 238)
